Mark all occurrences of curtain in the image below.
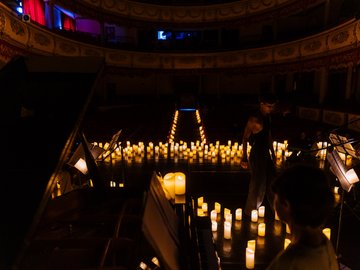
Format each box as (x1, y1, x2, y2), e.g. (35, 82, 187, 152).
(23, 0, 46, 26)
(63, 15, 75, 31)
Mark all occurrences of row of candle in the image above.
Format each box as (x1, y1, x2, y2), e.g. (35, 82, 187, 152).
(161, 172, 186, 199)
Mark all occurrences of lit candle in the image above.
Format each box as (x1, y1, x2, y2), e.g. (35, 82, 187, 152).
(258, 223, 266, 237)
(286, 223, 291, 234)
(174, 172, 186, 195)
(210, 210, 217, 221)
(258, 206, 265, 218)
(247, 240, 256, 252)
(211, 221, 218, 232)
(163, 173, 175, 199)
(245, 248, 255, 269)
(224, 208, 231, 216)
(235, 208, 242, 220)
(198, 197, 204, 207)
(197, 208, 204, 217)
(251, 210, 258, 222)
(215, 202, 221, 213)
(284, 238, 291, 249)
(322, 228, 331, 240)
(225, 213, 232, 223)
(202, 202, 208, 213)
(334, 187, 339, 194)
(224, 221, 231, 239)
(275, 211, 280, 220)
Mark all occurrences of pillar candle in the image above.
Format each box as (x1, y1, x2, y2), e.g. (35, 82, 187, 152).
(225, 213, 232, 223)
(322, 228, 331, 240)
(198, 197, 204, 207)
(197, 208, 204, 217)
(202, 202, 208, 213)
(210, 210, 217, 221)
(251, 210, 258, 222)
(235, 208, 242, 220)
(211, 221, 218, 232)
(258, 206, 265, 218)
(247, 240, 256, 252)
(163, 173, 175, 199)
(284, 238, 291, 249)
(224, 221, 231, 239)
(224, 208, 231, 216)
(258, 223, 266, 237)
(245, 248, 255, 269)
(334, 187, 339, 194)
(174, 172, 186, 195)
(215, 202, 221, 213)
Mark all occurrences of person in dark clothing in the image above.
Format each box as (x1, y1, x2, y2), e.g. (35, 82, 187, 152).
(241, 94, 277, 216)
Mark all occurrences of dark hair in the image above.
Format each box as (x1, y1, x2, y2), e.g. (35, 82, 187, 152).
(272, 165, 334, 228)
(259, 92, 277, 104)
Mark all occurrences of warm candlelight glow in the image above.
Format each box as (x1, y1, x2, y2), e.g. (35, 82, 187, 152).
(198, 196, 204, 207)
(245, 248, 255, 269)
(163, 173, 175, 199)
(202, 202, 208, 213)
(224, 208, 231, 216)
(258, 206, 265, 218)
(258, 223, 266, 237)
(322, 228, 331, 240)
(251, 210, 258, 222)
(224, 221, 231, 239)
(210, 210, 217, 221)
(174, 172, 186, 195)
(197, 208, 205, 217)
(235, 208, 242, 220)
(212, 221, 218, 232)
(275, 211, 280, 220)
(286, 223, 291, 234)
(247, 240, 256, 252)
(284, 238, 291, 249)
(225, 213, 232, 223)
(333, 186, 339, 194)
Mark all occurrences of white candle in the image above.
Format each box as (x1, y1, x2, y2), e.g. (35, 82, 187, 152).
(258, 206, 265, 218)
(163, 173, 175, 199)
(174, 172, 186, 195)
(224, 208, 231, 216)
(210, 210, 217, 221)
(258, 223, 266, 237)
(322, 228, 331, 240)
(284, 238, 291, 249)
(211, 221, 218, 232)
(245, 248, 255, 269)
(225, 213, 232, 223)
(247, 240, 256, 252)
(235, 208, 242, 220)
(202, 202, 208, 213)
(214, 202, 221, 213)
(334, 187, 339, 194)
(224, 221, 231, 239)
(198, 197, 204, 207)
(251, 210, 258, 222)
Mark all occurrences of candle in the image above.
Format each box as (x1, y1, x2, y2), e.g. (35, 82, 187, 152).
(224, 208, 231, 218)
(251, 210, 258, 222)
(202, 202, 208, 213)
(198, 197, 204, 207)
(225, 213, 232, 223)
(286, 223, 291, 234)
(322, 228, 331, 240)
(163, 173, 175, 199)
(275, 211, 280, 220)
(284, 238, 291, 249)
(174, 172, 186, 195)
(258, 206, 265, 218)
(211, 221, 218, 232)
(235, 208, 242, 220)
(334, 187, 339, 194)
(210, 210, 217, 221)
(224, 221, 231, 239)
(247, 240, 256, 252)
(245, 248, 255, 269)
(197, 208, 204, 217)
(258, 223, 266, 237)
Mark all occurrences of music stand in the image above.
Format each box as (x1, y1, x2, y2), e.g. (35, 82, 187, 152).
(100, 129, 122, 160)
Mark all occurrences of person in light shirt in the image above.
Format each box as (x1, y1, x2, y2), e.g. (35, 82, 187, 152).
(267, 165, 339, 270)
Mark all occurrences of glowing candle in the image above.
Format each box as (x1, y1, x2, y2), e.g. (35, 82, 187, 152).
(202, 202, 208, 213)
(258, 206, 265, 218)
(286, 223, 291, 234)
(334, 187, 339, 194)
(251, 210, 258, 222)
(258, 223, 266, 237)
(224, 208, 231, 216)
(198, 197, 204, 207)
(211, 221, 218, 232)
(235, 208, 242, 220)
(210, 210, 217, 221)
(275, 211, 280, 220)
(215, 202, 221, 213)
(163, 173, 175, 199)
(245, 248, 255, 269)
(174, 172, 186, 195)
(225, 213, 232, 223)
(322, 228, 331, 240)
(197, 208, 204, 217)
(284, 238, 291, 249)
(247, 240, 256, 252)
(224, 221, 231, 239)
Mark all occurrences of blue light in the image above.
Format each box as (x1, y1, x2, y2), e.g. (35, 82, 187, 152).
(16, 7, 23, 14)
(179, 108, 196, 112)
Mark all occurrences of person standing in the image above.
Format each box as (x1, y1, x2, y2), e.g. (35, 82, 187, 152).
(241, 94, 277, 216)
